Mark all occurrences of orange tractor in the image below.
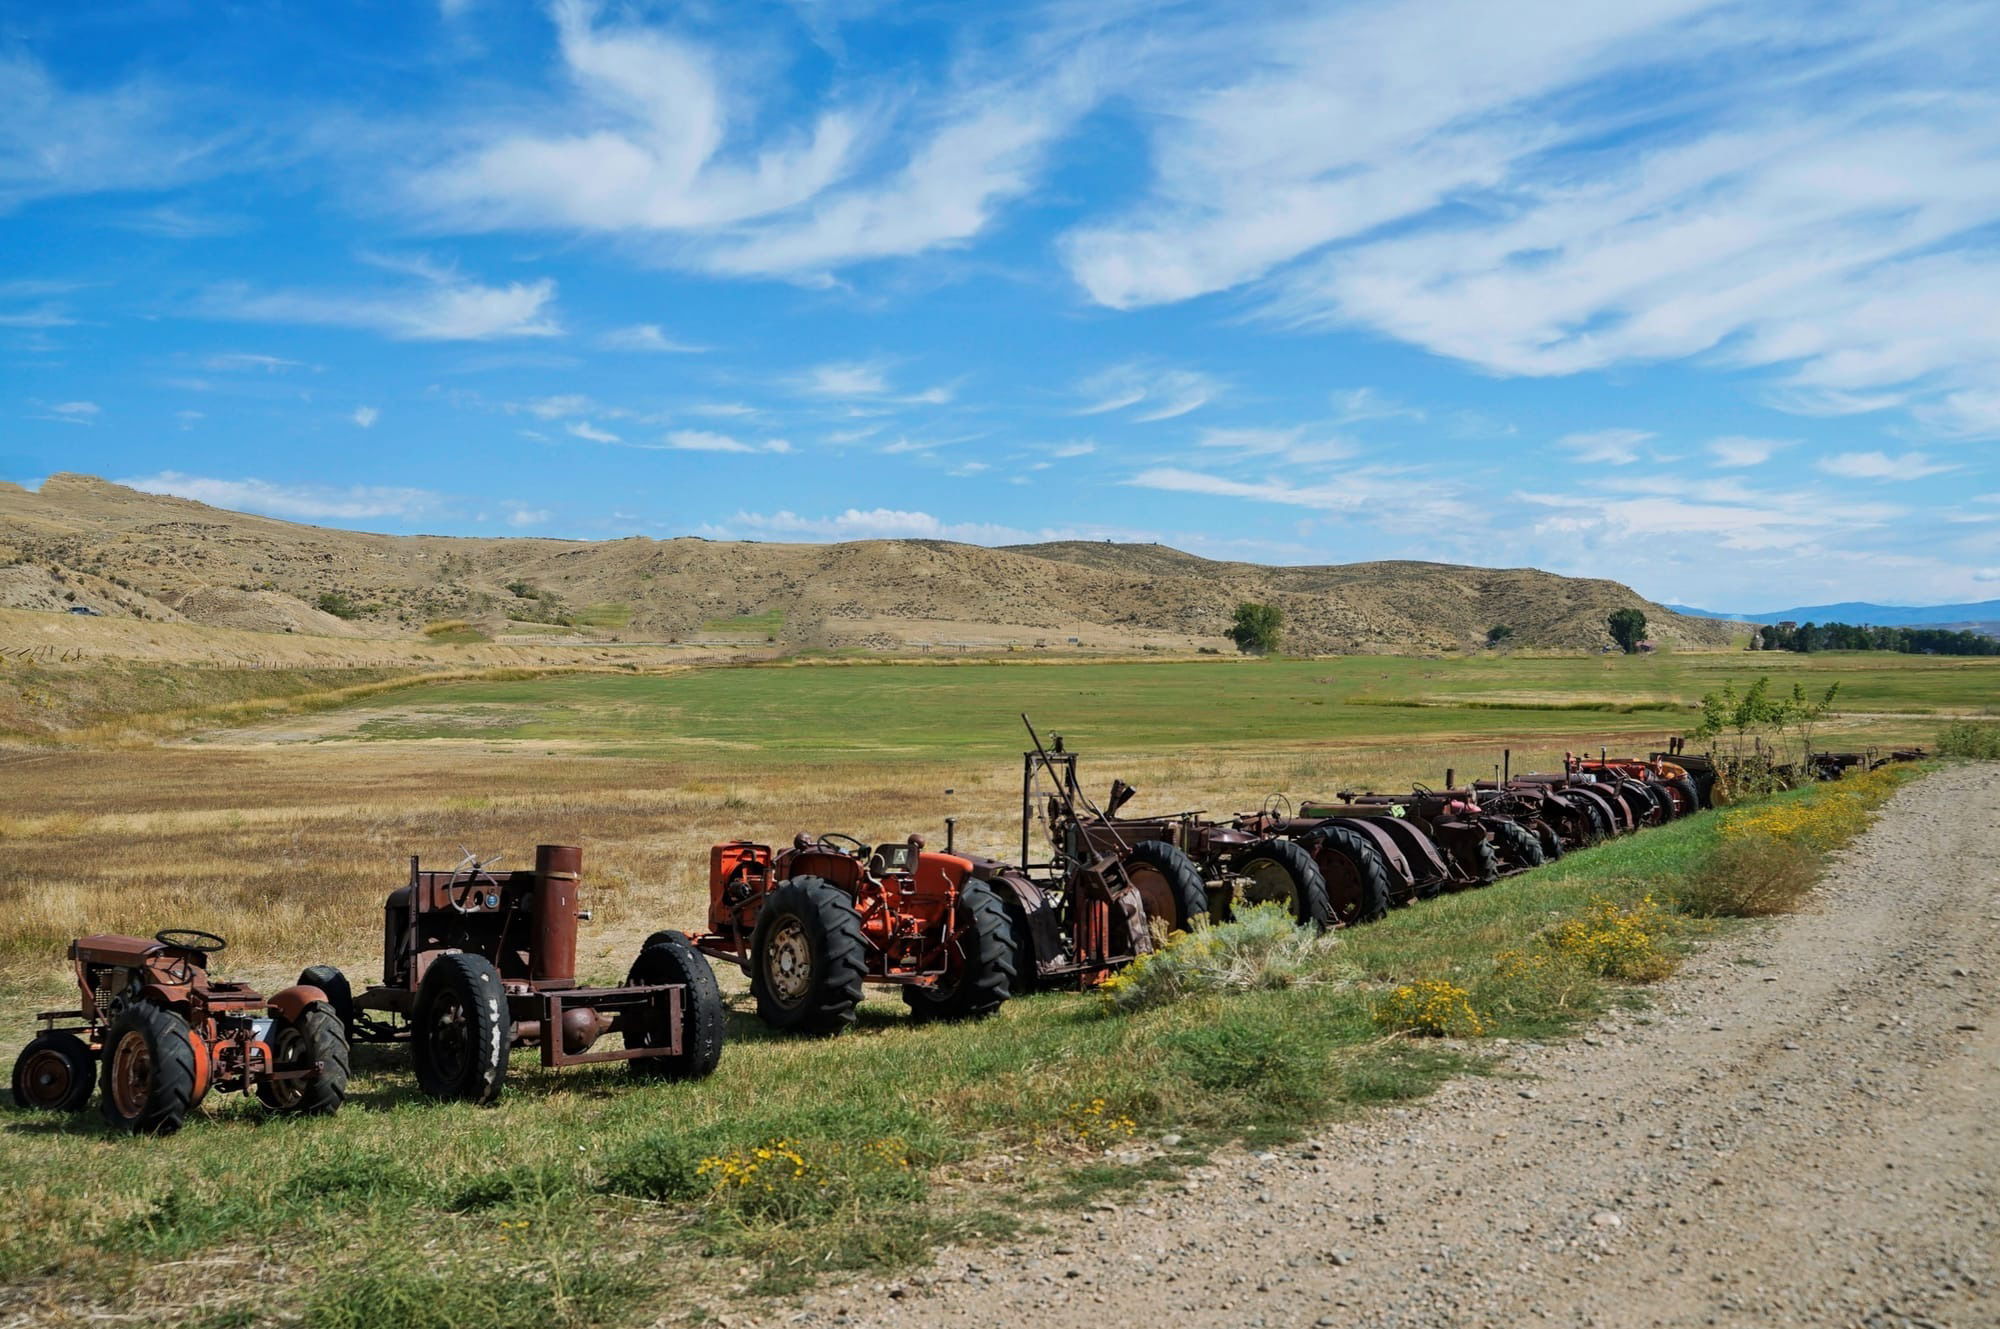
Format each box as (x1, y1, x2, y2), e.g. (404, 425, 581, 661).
(12, 928, 349, 1135)
(694, 832, 1016, 1035)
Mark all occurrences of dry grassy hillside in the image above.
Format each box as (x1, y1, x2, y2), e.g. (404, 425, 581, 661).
(0, 475, 1733, 654)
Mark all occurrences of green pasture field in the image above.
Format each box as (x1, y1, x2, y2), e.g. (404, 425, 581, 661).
(332, 652, 1997, 763)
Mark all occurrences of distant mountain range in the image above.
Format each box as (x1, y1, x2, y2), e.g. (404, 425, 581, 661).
(1664, 600, 2000, 628)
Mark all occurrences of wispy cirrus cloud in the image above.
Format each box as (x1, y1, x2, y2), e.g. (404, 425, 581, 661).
(1557, 429, 1653, 466)
(598, 323, 704, 353)
(205, 254, 560, 342)
(1814, 450, 1956, 481)
(1075, 363, 1220, 422)
(1706, 436, 1790, 468)
(118, 472, 442, 521)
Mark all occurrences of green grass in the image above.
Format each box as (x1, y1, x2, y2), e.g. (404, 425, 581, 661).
(0, 794, 1797, 1327)
(700, 608, 784, 636)
(334, 652, 1998, 760)
(572, 602, 633, 629)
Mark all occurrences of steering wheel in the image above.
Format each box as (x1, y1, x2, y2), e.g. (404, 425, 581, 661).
(815, 832, 867, 854)
(155, 928, 226, 953)
(443, 848, 506, 914)
(1261, 793, 1294, 818)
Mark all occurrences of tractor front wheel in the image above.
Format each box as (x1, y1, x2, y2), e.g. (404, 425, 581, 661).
(1123, 840, 1209, 934)
(1491, 819, 1545, 871)
(626, 931, 726, 1079)
(749, 877, 867, 1036)
(904, 880, 1016, 1023)
(1232, 839, 1335, 930)
(12, 1031, 95, 1112)
(99, 1002, 197, 1135)
(257, 1002, 350, 1116)
(298, 965, 356, 1039)
(1301, 825, 1392, 926)
(412, 952, 511, 1104)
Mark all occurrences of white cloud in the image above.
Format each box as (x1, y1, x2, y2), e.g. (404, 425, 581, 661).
(174, 409, 204, 429)
(0, 305, 78, 328)
(408, 2, 1096, 279)
(118, 472, 441, 521)
(1060, 3, 2000, 439)
(505, 507, 549, 527)
(207, 257, 560, 342)
(204, 352, 305, 372)
(350, 405, 380, 429)
(702, 507, 1074, 545)
(1198, 426, 1352, 465)
(598, 323, 703, 353)
(0, 55, 232, 211)
(1330, 388, 1424, 426)
(1814, 450, 1956, 481)
(517, 394, 601, 420)
(693, 402, 758, 418)
(664, 429, 750, 452)
(1706, 436, 1788, 468)
(51, 401, 100, 418)
(566, 420, 621, 443)
(1049, 440, 1096, 458)
(797, 360, 890, 397)
(1557, 429, 1652, 466)
(1075, 363, 1220, 421)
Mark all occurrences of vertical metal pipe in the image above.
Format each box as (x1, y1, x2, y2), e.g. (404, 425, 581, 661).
(532, 844, 582, 985)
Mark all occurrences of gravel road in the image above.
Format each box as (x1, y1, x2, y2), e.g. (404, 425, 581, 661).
(755, 763, 1999, 1329)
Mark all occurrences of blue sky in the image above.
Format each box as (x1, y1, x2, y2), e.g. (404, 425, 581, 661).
(5, 0, 1997, 609)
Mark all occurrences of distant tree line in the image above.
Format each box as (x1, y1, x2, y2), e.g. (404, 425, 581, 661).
(1752, 621, 2000, 656)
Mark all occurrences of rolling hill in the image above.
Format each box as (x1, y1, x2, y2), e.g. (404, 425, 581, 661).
(0, 474, 1735, 655)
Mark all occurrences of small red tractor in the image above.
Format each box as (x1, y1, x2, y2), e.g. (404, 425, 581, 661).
(12, 928, 349, 1135)
(694, 831, 1018, 1035)
(307, 844, 723, 1103)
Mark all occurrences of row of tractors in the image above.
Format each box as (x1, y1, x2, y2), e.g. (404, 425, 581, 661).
(12, 720, 1714, 1134)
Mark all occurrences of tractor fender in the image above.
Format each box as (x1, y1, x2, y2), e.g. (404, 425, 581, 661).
(1327, 815, 1452, 887)
(969, 864, 1068, 975)
(1316, 817, 1418, 888)
(267, 984, 329, 1024)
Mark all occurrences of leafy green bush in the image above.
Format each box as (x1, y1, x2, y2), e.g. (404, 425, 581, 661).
(1938, 720, 2000, 758)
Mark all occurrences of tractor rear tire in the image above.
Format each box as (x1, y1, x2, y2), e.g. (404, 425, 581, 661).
(12, 1030, 95, 1112)
(1491, 820, 1544, 871)
(99, 1001, 197, 1135)
(750, 877, 868, 1037)
(1579, 798, 1611, 843)
(1534, 822, 1564, 862)
(1639, 781, 1676, 824)
(298, 965, 356, 1039)
(626, 931, 726, 1079)
(412, 952, 511, 1105)
(1670, 775, 1700, 818)
(1461, 835, 1500, 886)
(904, 880, 1016, 1023)
(1301, 825, 1392, 926)
(258, 1002, 350, 1116)
(1123, 840, 1209, 934)
(1233, 839, 1335, 930)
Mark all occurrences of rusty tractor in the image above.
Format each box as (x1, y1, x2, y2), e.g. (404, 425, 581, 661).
(1019, 726, 1334, 932)
(307, 844, 723, 1104)
(695, 830, 1018, 1034)
(1567, 750, 1699, 821)
(13, 929, 349, 1134)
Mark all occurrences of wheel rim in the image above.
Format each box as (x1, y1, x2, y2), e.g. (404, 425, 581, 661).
(1125, 864, 1178, 928)
(267, 1024, 306, 1108)
(764, 919, 814, 1006)
(1239, 859, 1296, 910)
(430, 991, 470, 1082)
(1316, 850, 1365, 923)
(19, 1047, 77, 1108)
(110, 1030, 152, 1117)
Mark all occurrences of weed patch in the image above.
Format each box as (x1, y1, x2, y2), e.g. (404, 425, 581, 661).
(1100, 904, 1344, 1012)
(1374, 978, 1487, 1037)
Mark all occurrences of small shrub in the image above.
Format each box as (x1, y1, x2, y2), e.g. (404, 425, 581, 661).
(315, 591, 361, 619)
(1373, 978, 1487, 1037)
(602, 1129, 923, 1224)
(1061, 1096, 1138, 1146)
(448, 1163, 579, 1212)
(1100, 904, 1342, 1012)
(1674, 832, 1821, 917)
(1542, 896, 1676, 982)
(1936, 720, 2000, 759)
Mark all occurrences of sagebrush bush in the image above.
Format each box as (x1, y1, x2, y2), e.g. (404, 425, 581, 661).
(1674, 833, 1822, 917)
(1937, 720, 2000, 759)
(1099, 903, 1344, 1012)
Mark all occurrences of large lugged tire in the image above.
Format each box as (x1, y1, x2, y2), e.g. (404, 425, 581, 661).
(626, 930, 725, 1079)
(1301, 825, 1392, 926)
(1576, 796, 1611, 843)
(1535, 822, 1565, 862)
(258, 1002, 350, 1116)
(1233, 838, 1335, 930)
(1124, 840, 1209, 933)
(298, 965, 356, 1038)
(750, 877, 868, 1036)
(1490, 820, 1544, 871)
(904, 880, 1016, 1023)
(1457, 835, 1500, 887)
(12, 1030, 95, 1112)
(413, 952, 510, 1104)
(1671, 775, 1700, 818)
(99, 1001, 197, 1135)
